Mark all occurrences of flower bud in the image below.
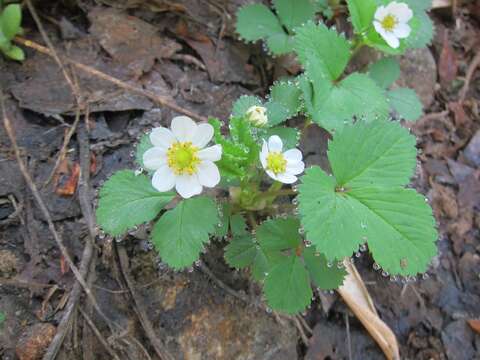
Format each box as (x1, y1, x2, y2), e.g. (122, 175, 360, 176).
(246, 105, 268, 127)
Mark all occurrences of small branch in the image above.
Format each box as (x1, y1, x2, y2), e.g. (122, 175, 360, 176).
(79, 307, 121, 360)
(14, 36, 208, 123)
(459, 49, 480, 103)
(117, 245, 175, 360)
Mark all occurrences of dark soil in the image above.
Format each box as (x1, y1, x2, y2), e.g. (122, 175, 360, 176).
(0, 1, 479, 359)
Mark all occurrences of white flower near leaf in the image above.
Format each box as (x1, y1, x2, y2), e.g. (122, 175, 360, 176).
(373, 2, 413, 49)
(260, 135, 304, 184)
(143, 116, 222, 199)
(246, 105, 268, 126)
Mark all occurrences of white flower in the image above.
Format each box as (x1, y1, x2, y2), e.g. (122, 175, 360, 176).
(246, 105, 268, 126)
(143, 116, 222, 199)
(373, 2, 413, 49)
(260, 135, 305, 184)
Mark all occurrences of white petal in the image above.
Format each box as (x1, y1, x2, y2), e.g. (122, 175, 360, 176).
(382, 31, 400, 48)
(260, 140, 268, 169)
(150, 127, 175, 149)
(286, 160, 305, 175)
(191, 123, 214, 148)
(276, 172, 298, 184)
(390, 2, 413, 22)
(198, 145, 222, 161)
(152, 166, 175, 192)
(374, 5, 388, 21)
(143, 147, 167, 170)
(283, 149, 303, 163)
(393, 23, 411, 38)
(268, 135, 283, 153)
(266, 170, 279, 182)
(197, 161, 220, 188)
(175, 175, 203, 199)
(171, 116, 197, 142)
(373, 20, 386, 36)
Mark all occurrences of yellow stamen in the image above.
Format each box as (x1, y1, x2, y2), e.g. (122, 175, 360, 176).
(381, 14, 397, 32)
(167, 141, 200, 175)
(266, 152, 287, 175)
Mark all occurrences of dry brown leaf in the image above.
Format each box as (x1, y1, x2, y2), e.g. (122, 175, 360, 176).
(467, 319, 480, 334)
(439, 32, 458, 85)
(337, 262, 400, 360)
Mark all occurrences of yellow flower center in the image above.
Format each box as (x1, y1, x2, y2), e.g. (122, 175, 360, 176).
(381, 14, 397, 32)
(167, 141, 200, 175)
(266, 152, 287, 175)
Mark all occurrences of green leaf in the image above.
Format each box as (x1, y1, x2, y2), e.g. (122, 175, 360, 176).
(96, 170, 174, 236)
(230, 214, 248, 236)
(236, 4, 284, 41)
(225, 235, 258, 269)
(232, 95, 263, 118)
(327, 120, 416, 188)
(152, 196, 218, 269)
(3, 44, 23, 61)
(262, 126, 300, 149)
(368, 57, 400, 89)
(135, 133, 153, 170)
(0, 312, 5, 326)
(347, 0, 377, 34)
(298, 120, 437, 275)
(265, 80, 302, 125)
(257, 217, 301, 252)
(1, 4, 21, 40)
(273, 0, 316, 31)
(303, 247, 347, 290)
(294, 22, 350, 81)
(215, 203, 231, 238)
(265, 32, 294, 55)
(348, 186, 437, 275)
(387, 87, 423, 121)
(303, 63, 390, 132)
(264, 254, 312, 314)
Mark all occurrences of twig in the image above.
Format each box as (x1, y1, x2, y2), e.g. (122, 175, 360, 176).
(117, 245, 175, 360)
(25, 0, 81, 101)
(292, 315, 310, 346)
(197, 260, 249, 303)
(459, 50, 480, 103)
(44, 108, 82, 186)
(14, 36, 208, 123)
(345, 313, 353, 360)
(42, 124, 98, 360)
(412, 110, 450, 130)
(296, 314, 313, 335)
(78, 307, 121, 360)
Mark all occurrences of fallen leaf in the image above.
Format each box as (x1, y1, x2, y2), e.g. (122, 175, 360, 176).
(467, 319, 480, 334)
(438, 32, 458, 84)
(56, 162, 80, 196)
(337, 262, 400, 360)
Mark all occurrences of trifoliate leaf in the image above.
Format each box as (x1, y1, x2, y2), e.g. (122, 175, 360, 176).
(346, 0, 377, 34)
(303, 247, 347, 290)
(236, 4, 284, 41)
(265, 32, 294, 55)
(135, 133, 153, 170)
(265, 101, 291, 126)
(368, 57, 401, 89)
(232, 95, 263, 118)
(262, 126, 300, 149)
(1, 4, 21, 40)
(273, 0, 316, 31)
(294, 22, 350, 81)
(152, 196, 218, 269)
(257, 217, 301, 252)
(348, 186, 437, 275)
(405, 11, 434, 49)
(298, 120, 437, 276)
(302, 61, 390, 132)
(387, 87, 423, 121)
(328, 120, 416, 188)
(264, 254, 312, 314)
(96, 170, 174, 236)
(225, 235, 258, 269)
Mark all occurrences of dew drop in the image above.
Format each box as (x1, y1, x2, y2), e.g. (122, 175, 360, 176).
(266, 307, 272, 314)
(381, 271, 389, 277)
(292, 198, 299, 206)
(337, 261, 344, 269)
(360, 244, 367, 252)
(373, 262, 381, 271)
(355, 252, 361, 258)
(298, 227, 305, 235)
(422, 273, 429, 280)
(327, 262, 333, 268)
